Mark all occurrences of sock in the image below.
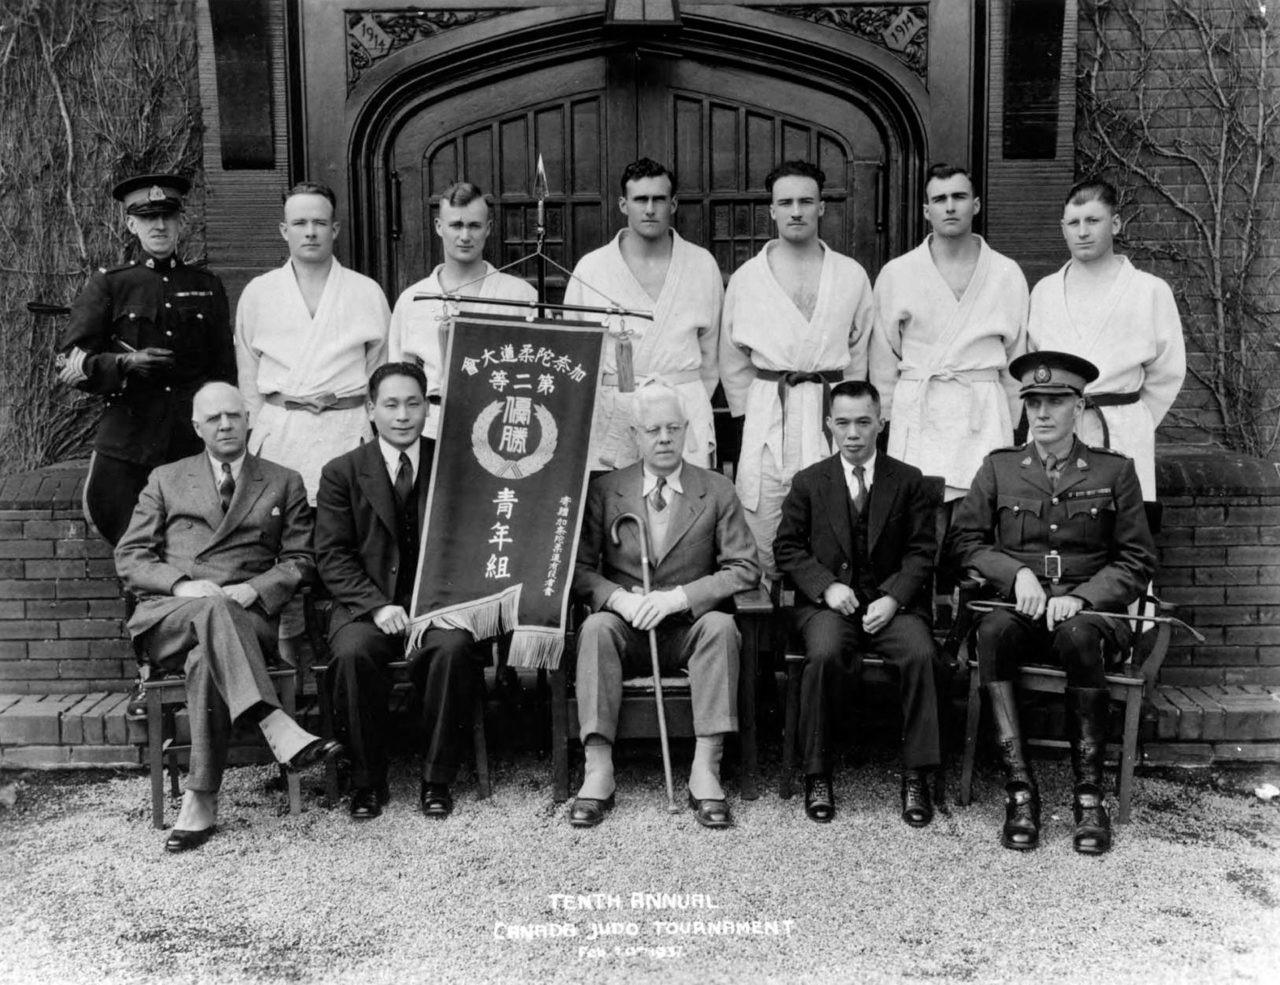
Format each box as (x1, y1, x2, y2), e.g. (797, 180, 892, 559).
(577, 735, 615, 800)
(689, 734, 725, 800)
(258, 709, 318, 765)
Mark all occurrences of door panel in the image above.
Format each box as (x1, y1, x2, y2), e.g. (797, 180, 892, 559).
(388, 49, 894, 302)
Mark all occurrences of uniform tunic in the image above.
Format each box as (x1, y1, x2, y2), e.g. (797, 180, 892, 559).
(59, 255, 234, 465)
(235, 259, 390, 500)
(563, 231, 724, 469)
(1027, 257, 1186, 499)
(870, 236, 1028, 498)
(388, 263, 537, 441)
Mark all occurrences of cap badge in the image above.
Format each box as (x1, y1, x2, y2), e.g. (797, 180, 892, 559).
(147, 185, 166, 202)
(1033, 365, 1051, 384)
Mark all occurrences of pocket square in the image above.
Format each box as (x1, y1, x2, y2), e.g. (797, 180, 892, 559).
(271, 506, 281, 516)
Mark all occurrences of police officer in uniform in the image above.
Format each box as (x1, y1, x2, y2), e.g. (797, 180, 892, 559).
(56, 173, 235, 545)
(950, 351, 1155, 855)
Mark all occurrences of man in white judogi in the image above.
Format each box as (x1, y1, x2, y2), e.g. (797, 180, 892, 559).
(1027, 177, 1185, 503)
(870, 164, 1028, 505)
(388, 181, 537, 440)
(236, 180, 390, 500)
(720, 160, 874, 579)
(563, 158, 723, 470)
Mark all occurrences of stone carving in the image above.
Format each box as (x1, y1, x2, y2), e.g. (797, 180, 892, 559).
(347, 9, 517, 89)
(759, 5, 928, 80)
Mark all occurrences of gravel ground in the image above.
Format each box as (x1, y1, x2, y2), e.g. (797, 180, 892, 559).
(1, 753, 1277, 985)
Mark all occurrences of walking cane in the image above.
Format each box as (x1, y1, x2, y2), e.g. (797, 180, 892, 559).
(610, 512, 681, 814)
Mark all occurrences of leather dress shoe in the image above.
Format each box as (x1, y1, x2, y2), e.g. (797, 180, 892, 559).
(900, 769, 934, 828)
(420, 781, 453, 818)
(804, 774, 835, 823)
(687, 790, 732, 829)
(164, 824, 217, 854)
(1001, 782, 1041, 851)
(288, 738, 343, 771)
(568, 793, 614, 828)
(350, 786, 384, 820)
(1072, 786, 1112, 855)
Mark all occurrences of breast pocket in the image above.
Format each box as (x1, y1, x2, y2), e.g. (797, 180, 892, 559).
(114, 303, 157, 348)
(996, 495, 1042, 543)
(1065, 498, 1116, 543)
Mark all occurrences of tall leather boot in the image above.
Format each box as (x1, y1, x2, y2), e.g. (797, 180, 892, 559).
(985, 681, 1039, 851)
(1067, 686, 1112, 855)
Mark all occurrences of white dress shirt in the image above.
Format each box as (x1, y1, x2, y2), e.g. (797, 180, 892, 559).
(378, 437, 421, 487)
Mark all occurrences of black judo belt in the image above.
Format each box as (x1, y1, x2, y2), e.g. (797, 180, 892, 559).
(1084, 391, 1141, 448)
(757, 369, 844, 448)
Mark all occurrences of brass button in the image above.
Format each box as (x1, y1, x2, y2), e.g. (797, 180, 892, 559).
(1049, 523, 1059, 532)
(1051, 497, 1059, 505)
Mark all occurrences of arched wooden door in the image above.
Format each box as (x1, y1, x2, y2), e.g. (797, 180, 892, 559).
(387, 49, 896, 302)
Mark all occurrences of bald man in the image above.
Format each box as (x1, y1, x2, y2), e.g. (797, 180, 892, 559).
(116, 382, 340, 853)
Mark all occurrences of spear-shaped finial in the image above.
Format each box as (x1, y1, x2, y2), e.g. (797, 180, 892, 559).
(535, 153, 549, 231)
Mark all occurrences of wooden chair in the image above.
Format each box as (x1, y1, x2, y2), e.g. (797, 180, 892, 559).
(303, 592, 490, 806)
(550, 587, 772, 803)
(955, 581, 1177, 823)
(142, 666, 301, 829)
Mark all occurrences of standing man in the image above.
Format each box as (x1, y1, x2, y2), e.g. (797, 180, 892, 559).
(115, 383, 340, 853)
(563, 158, 724, 469)
(235, 180, 390, 500)
(774, 381, 942, 826)
(388, 182, 537, 441)
(720, 161, 874, 580)
(1027, 177, 1185, 505)
(56, 173, 234, 545)
(316, 363, 490, 821)
(570, 382, 760, 829)
(950, 352, 1156, 855)
(870, 163, 1027, 507)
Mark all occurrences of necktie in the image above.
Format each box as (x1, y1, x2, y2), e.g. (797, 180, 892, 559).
(218, 462, 235, 513)
(851, 464, 867, 514)
(1044, 453, 1060, 491)
(394, 452, 414, 511)
(649, 476, 667, 513)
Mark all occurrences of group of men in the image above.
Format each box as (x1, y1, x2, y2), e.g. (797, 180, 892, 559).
(57, 153, 1181, 857)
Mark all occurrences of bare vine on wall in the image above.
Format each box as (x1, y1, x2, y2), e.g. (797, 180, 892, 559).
(0, 0, 203, 474)
(1078, 0, 1279, 458)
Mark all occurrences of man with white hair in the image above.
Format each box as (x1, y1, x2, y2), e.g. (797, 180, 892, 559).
(570, 380, 760, 829)
(116, 382, 340, 853)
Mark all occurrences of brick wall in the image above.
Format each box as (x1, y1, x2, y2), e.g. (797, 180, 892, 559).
(0, 462, 132, 694)
(1154, 447, 1280, 687)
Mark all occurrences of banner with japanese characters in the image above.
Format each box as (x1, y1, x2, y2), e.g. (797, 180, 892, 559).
(408, 314, 604, 669)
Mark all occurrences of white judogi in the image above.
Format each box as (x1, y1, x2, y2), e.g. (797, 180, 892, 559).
(388, 263, 537, 440)
(235, 259, 390, 501)
(1028, 256, 1185, 499)
(870, 235, 1028, 500)
(720, 240, 874, 575)
(564, 231, 723, 469)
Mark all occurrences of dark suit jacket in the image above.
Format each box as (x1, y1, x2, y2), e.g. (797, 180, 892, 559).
(774, 452, 938, 617)
(115, 451, 314, 636)
(315, 438, 433, 637)
(572, 462, 760, 618)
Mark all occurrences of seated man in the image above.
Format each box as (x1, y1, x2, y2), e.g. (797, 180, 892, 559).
(570, 381, 760, 829)
(115, 382, 340, 853)
(316, 363, 486, 821)
(774, 380, 942, 826)
(950, 351, 1156, 855)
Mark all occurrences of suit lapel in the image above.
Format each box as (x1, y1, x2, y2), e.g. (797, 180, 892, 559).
(189, 455, 223, 533)
(654, 466, 708, 567)
(1018, 447, 1057, 496)
(822, 455, 854, 559)
(1054, 441, 1093, 497)
(415, 437, 434, 527)
(867, 456, 898, 554)
(357, 441, 398, 538)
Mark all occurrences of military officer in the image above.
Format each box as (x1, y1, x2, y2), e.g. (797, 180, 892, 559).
(57, 173, 235, 545)
(949, 351, 1155, 855)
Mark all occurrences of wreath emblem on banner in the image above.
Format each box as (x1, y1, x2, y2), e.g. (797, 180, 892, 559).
(471, 401, 558, 479)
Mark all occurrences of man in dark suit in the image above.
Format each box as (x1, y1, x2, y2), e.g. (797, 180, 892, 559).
(571, 381, 760, 829)
(774, 379, 942, 826)
(115, 382, 339, 853)
(316, 362, 487, 820)
(950, 351, 1155, 854)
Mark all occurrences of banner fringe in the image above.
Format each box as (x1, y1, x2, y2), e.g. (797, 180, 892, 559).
(508, 630, 565, 670)
(407, 592, 519, 652)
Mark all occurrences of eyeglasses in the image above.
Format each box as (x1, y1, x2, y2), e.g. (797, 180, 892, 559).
(640, 424, 687, 439)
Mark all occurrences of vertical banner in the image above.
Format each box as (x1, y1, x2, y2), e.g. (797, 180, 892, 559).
(408, 315, 604, 669)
